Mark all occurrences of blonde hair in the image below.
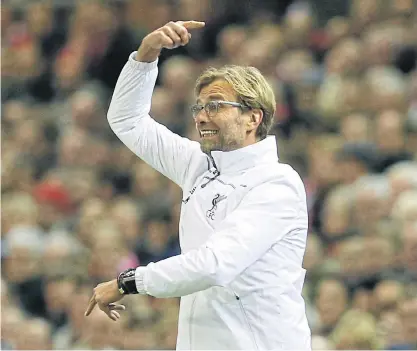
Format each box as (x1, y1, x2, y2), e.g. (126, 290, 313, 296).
(195, 65, 276, 140)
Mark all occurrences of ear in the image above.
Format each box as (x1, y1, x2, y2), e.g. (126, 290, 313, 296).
(247, 109, 263, 132)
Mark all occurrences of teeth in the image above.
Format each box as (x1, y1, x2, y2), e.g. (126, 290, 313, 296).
(200, 130, 218, 137)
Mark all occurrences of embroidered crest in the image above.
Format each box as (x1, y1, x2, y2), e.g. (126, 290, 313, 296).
(206, 193, 227, 220)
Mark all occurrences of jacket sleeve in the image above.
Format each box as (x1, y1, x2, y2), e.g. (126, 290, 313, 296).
(135, 181, 306, 298)
(107, 52, 201, 188)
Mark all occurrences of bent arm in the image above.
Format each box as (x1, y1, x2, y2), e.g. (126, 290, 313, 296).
(107, 52, 201, 187)
(135, 181, 306, 298)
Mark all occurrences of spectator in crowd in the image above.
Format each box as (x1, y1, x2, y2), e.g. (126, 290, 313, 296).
(1, 0, 417, 349)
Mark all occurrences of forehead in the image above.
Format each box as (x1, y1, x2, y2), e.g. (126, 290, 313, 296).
(197, 79, 237, 102)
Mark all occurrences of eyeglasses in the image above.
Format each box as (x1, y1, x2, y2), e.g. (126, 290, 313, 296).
(190, 100, 248, 119)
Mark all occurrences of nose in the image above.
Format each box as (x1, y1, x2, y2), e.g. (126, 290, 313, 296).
(194, 109, 210, 125)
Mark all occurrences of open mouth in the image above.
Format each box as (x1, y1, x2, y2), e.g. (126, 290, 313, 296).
(200, 130, 219, 138)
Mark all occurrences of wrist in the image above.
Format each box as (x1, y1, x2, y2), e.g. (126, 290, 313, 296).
(117, 268, 139, 295)
(136, 44, 161, 62)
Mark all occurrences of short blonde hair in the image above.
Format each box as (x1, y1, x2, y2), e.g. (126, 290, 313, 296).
(195, 65, 276, 140)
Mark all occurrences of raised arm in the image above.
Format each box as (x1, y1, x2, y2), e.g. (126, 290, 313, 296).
(107, 21, 205, 188)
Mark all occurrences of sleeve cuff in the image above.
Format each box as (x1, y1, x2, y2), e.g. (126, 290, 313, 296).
(128, 51, 158, 72)
(135, 266, 148, 294)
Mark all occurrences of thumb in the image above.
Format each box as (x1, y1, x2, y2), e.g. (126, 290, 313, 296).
(178, 20, 205, 30)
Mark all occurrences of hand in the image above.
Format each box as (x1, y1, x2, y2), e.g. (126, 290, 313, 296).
(84, 279, 126, 321)
(136, 20, 205, 62)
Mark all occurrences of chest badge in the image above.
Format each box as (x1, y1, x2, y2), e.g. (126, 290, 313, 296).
(206, 193, 227, 220)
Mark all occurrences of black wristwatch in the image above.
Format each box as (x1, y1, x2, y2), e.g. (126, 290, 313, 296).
(117, 268, 139, 295)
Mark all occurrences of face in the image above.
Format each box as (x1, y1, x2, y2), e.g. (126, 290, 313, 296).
(194, 80, 259, 153)
(400, 299, 417, 343)
(341, 113, 370, 143)
(316, 280, 347, 326)
(374, 280, 403, 312)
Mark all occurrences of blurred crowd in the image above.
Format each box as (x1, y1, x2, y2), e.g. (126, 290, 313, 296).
(1, 0, 417, 349)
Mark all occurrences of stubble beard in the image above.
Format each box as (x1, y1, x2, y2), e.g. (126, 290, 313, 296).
(200, 117, 244, 154)
(199, 132, 243, 154)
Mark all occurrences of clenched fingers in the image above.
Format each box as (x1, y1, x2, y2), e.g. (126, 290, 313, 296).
(161, 25, 184, 48)
(168, 21, 190, 45)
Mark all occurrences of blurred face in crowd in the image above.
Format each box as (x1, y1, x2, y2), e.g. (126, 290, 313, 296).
(325, 16, 350, 46)
(337, 158, 369, 185)
(58, 128, 89, 167)
(377, 309, 405, 347)
(375, 110, 405, 154)
(1, 307, 26, 347)
(218, 25, 248, 62)
(13, 42, 42, 79)
(307, 136, 341, 186)
(14, 119, 44, 155)
(366, 70, 407, 113)
(54, 50, 85, 92)
(15, 318, 52, 350)
(362, 237, 394, 275)
(194, 80, 261, 153)
(3, 246, 41, 283)
(89, 225, 126, 280)
(42, 241, 72, 277)
(44, 278, 76, 314)
(388, 167, 417, 203)
(339, 239, 365, 276)
(373, 280, 403, 313)
(27, 2, 52, 37)
(111, 199, 142, 245)
(146, 220, 171, 253)
(77, 197, 107, 244)
(399, 298, 417, 344)
(161, 57, 196, 101)
(283, 5, 313, 48)
(2, 100, 29, 125)
(325, 38, 363, 75)
(340, 113, 371, 143)
(276, 50, 314, 83)
(354, 187, 390, 231)
(82, 309, 123, 349)
(70, 91, 101, 130)
(66, 169, 97, 205)
(151, 87, 177, 123)
(322, 186, 353, 238)
(351, 0, 382, 28)
(316, 279, 348, 327)
(68, 284, 92, 337)
(133, 162, 163, 197)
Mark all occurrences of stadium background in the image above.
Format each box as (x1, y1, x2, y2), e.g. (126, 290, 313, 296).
(1, 0, 417, 349)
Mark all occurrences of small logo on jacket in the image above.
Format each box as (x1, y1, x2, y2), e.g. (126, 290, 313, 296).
(206, 193, 227, 220)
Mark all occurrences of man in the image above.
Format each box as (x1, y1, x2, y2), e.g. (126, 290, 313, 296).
(85, 20, 311, 350)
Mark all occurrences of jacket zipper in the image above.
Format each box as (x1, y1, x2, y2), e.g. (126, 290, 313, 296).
(189, 295, 197, 348)
(234, 293, 259, 350)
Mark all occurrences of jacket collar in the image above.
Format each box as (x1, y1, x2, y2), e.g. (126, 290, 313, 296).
(210, 136, 279, 174)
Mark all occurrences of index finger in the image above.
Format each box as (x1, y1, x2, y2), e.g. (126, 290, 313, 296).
(179, 21, 205, 30)
(84, 295, 97, 317)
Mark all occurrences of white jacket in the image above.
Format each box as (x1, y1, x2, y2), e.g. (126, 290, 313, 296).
(107, 52, 312, 350)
